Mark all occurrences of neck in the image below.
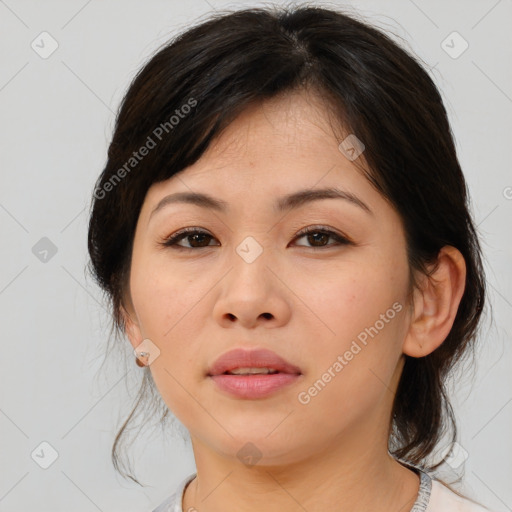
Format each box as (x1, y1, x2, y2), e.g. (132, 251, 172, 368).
(182, 434, 420, 512)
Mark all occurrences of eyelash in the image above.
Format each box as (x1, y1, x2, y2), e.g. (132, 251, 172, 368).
(158, 225, 352, 251)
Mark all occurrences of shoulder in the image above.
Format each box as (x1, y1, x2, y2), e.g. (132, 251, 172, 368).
(151, 493, 176, 512)
(151, 472, 196, 512)
(428, 479, 497, 512)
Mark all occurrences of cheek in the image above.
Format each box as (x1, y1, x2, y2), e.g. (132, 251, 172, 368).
(129, 253, 208, 383)
(130, 252, 195, 334)
(295, 290, 406, 436)
(296, 263, 401, 344)
(296, 262, 407, 394)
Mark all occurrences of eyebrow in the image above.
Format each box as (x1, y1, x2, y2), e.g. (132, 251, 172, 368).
(149, 187, 372, 221)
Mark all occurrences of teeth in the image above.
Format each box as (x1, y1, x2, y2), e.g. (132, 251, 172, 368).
(227, 367, 280, 375)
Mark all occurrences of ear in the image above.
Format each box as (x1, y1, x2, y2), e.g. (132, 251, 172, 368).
(402, 246, 466, 358)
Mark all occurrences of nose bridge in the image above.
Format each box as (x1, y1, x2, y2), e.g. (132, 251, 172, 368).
(235, 234, 267, 266)
(213, 233, 290, 327)
(229, 234, 272, 296)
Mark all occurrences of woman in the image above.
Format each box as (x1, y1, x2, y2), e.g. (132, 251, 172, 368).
(87, 4, 495, 511)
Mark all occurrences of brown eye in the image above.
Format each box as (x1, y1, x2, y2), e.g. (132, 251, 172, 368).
(293, 226, 351, 248)
(158, 225, 352, 251)
(160, 228, 218, 249)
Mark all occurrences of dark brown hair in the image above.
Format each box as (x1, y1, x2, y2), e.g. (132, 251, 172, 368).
(87, 3, 487, 486)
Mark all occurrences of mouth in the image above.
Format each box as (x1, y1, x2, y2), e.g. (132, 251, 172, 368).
(207, 347, 302, 377)
(220, 367, 288, 376)
(207, 348, 302, 399)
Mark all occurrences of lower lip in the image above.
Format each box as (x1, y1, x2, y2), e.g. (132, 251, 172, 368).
(209, 373, 301, 399)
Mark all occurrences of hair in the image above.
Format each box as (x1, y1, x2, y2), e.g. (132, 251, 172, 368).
(87, 2, 488, 491)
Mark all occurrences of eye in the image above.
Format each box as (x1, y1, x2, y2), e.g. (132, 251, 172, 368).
(159, 227, 218, 249)
(292, 225, 352, 249)
(158, 225, 352, 250)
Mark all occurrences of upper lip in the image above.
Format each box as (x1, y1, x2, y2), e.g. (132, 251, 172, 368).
(207, 348, 302, 376)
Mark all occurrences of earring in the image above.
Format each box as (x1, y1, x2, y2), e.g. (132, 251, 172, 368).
(135, 351, 150, 367)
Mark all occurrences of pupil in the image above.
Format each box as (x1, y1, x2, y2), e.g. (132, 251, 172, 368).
(309, 232, 328, 246)
(190, 234, 209, 247)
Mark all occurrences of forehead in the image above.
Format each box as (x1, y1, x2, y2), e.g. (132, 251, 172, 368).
(145, 90, 374, 207)
(199, 90, 347, 163)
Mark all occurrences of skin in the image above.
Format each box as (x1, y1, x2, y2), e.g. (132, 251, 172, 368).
(122, 90, 466, 512)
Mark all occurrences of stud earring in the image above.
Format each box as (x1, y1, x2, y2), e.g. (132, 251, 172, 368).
(135, 350, 150, 367)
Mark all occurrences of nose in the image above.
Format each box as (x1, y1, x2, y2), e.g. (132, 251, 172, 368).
(212, 245, 292, 329)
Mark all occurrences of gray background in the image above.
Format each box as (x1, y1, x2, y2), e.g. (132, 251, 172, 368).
(0, 0, 511, 511)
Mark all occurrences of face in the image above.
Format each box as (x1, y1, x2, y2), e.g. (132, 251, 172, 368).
(123, 91, 414, 467)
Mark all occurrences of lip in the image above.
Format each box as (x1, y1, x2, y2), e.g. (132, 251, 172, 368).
(207, 348, 303, 399)
(210, 373, 302, 399)
(207, 348, 302, 376)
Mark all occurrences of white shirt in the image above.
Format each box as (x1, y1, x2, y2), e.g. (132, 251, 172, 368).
(152, 470, 496, 512)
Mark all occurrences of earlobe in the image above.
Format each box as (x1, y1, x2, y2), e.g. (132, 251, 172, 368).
(402, 246, 466, 358)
